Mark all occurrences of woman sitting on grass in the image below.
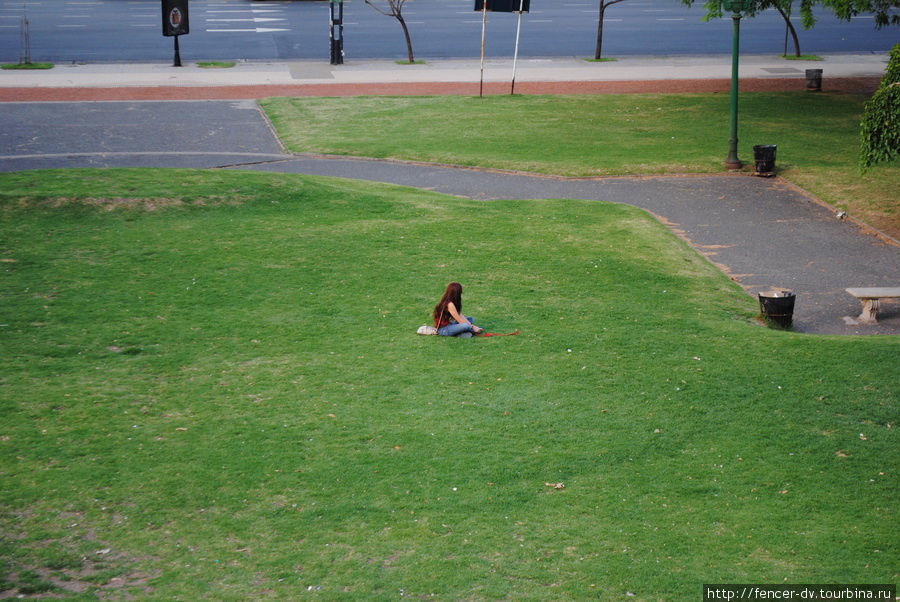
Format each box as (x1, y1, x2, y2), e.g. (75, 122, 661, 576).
(433, 282, 484, 338)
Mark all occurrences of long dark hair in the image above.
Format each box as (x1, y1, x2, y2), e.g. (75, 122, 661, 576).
(433, 282, 462, 325)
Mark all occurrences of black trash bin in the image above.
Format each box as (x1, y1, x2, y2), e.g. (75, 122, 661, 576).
(753, 144, 777, 176)
(758, 290, 795, 329)
(805, 68, 823, 91)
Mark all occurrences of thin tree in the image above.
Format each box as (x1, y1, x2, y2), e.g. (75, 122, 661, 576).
(365, 0, 416, 64)
(595, 0, 629, 60)
(773, 2, 802, 57)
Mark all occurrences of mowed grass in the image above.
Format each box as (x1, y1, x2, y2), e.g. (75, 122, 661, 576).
(261, 93, 900, 239)
(1, 169, 897, 599)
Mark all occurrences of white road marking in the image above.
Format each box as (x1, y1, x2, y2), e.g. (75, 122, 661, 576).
(206, 9, 284, 13)
(207, 27, 290, 32)
(206, 17, 287, 22)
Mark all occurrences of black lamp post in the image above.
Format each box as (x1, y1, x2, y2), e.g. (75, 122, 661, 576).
(330, 0, 344, 65)
(724, 0, 750, 170)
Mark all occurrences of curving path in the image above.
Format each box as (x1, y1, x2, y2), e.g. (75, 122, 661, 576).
(1, 100, 897, 335)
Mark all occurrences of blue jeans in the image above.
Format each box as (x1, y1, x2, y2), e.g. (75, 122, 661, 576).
(438, 317, 476, 337)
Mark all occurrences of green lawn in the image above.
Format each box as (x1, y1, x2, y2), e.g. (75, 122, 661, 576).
(0, 62, 53, 70)
(261, 93, 900, 239)
(1, 169, 897, 599)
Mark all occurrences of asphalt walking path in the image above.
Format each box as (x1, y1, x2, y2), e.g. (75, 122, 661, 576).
(1, 55, 897, 335)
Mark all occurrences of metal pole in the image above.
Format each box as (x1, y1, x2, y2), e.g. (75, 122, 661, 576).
(330, 0, 343, 65)
(479, 2, 487, 97)
(724, 9, 742, 169)
(173, 34, 182, 67)
(510, 0, 524, 95)
(337, 0, 343, 65)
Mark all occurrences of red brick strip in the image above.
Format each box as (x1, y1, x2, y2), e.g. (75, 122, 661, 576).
(0, 77, 881, 102)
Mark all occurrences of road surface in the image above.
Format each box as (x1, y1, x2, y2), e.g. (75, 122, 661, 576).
(1, 0, 897, 63)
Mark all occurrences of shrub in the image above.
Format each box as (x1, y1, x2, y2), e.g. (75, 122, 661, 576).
(859, 43, 900, 169)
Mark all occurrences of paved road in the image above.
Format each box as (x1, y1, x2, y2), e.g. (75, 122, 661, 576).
(1, 0, 897, 63)
(1, 100, 897, 335)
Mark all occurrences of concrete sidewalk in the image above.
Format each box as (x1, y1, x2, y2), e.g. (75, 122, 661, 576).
(0, 53, 888, 88)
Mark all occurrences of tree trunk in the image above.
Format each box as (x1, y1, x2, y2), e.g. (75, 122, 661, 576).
(594, 3, 606, 60)
(397, 14, 415, 63)
(775, 5, 801, 56)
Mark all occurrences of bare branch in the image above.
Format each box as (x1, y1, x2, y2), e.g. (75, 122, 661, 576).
(364, 0, 394, 17)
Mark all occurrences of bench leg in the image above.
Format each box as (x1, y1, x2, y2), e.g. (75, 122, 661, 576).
(858, 299, 880, 324)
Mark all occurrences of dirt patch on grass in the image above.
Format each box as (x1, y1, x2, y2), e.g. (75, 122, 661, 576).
(2, 551, 160, 599)
(1, 525, 160, 599)
(5, 196, 250, 212)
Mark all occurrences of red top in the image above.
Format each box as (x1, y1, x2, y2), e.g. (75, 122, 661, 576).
(434, 304, 451, 328)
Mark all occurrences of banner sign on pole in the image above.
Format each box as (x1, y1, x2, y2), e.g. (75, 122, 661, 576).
(474, 0, 529, 12)
(474, 0, 529, 95)
(162, 0, 189, 37)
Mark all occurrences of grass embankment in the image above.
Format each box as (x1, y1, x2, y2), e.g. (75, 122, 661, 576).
(1, 169, 897, 598)
(1, 62, 53, 70)
(196, 61, 236, 69)
(261, 93, 900, 239)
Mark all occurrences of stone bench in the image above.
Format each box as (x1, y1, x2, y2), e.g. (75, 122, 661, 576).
(845, 287, 900, 324)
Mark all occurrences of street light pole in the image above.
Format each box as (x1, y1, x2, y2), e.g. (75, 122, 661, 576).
(724, 0, 744, 170)
(173, 34, 182, 67)
(330, 0, 344, 65)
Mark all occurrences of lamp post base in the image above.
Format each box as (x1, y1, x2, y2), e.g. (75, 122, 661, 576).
(173, 35, 181, 67)
(724, 158, 743, 170)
